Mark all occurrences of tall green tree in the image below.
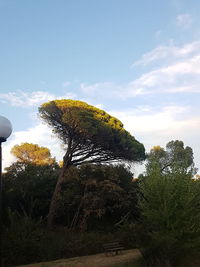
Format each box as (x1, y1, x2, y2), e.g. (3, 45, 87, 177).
(39, 99, 145, 228)
(146, 140, 196, 176)
(11, 143, 55, 165)
(138, 141, 200, 266)
(139, 169, 200, 266)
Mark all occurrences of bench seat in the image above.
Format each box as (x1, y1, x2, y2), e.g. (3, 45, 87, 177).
(103, 242, 124, 256)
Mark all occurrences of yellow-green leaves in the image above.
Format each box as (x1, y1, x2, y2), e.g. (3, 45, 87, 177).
(39, 99, 145, 164)
(11, 143, 55, 165)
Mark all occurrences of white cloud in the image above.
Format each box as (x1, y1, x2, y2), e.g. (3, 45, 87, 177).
(176, 13, 193, 29)
(80, 82, 117, 97)
(130, 54, 200, 94)
(78, 40, 200, 100)
(129, 41, 200, 95)
(2, 123, 64, 170)
(109, 105, 189, 134)
(0, 90, 76, 107)
(127, 54, 200, 95)
(109, 105, 200, 173)
(94, 103, 104, 109)
(79, 81, 147, 100)
(132, 40, 200, 67)
(3, 40, 200, 109)
(80, 51, 200, 99)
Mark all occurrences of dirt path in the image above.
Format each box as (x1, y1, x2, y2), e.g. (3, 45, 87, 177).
(19, 249, 142, 267)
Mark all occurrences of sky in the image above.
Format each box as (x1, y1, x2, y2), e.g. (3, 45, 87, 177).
(0, 0, 200, 175)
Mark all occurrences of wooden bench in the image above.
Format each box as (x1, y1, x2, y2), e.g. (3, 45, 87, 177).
(103, 241, 124, 256)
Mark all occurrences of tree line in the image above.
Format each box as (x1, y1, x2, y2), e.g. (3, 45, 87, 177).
(2, 99, 200, 267)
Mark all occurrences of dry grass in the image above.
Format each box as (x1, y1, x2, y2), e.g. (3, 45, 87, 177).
(18, 249, 142, 267)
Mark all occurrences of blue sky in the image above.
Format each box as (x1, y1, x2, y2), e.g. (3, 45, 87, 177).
(1, 0, 200, 175)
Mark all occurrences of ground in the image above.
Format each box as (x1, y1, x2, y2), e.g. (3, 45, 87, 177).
(18, 249, 141, 267)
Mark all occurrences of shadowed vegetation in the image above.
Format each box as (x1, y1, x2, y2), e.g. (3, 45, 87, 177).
(2, 104, 200, 267)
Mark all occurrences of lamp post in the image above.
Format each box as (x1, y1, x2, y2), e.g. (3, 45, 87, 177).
(0, 116, 12, 235)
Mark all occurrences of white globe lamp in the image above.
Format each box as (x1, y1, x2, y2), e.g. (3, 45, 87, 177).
(0, 115, 12, 142)
(0, 115, 12, 240)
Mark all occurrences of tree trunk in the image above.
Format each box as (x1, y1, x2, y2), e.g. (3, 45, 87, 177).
(47, 162, 74, 229)
(70, 200, 82, 229)
(70, 181, 87, 229)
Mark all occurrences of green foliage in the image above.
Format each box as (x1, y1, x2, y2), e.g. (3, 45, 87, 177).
(56, 164, 139, 230)
(11, 142, 55, 165)
(131, 140, 199, 266)
(2, 211, 44, 266)
(3, 160, 139, 231)
(146, 140, 196, 176)
(39, 99, 145, 165)
(138, 168, 200, 266)
(3, 162, 59, 220)
(39, 99, 145, 228)
(2, 213, 138, 266)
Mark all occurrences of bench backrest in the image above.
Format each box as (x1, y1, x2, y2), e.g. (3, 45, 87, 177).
(103, 242, 121, 249)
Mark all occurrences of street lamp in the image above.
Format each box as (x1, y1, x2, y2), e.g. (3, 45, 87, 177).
(0, 115, 12, 234)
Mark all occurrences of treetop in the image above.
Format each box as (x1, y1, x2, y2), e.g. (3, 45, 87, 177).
(39, 99, 145, 164)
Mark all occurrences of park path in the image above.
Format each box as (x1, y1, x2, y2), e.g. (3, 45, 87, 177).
(19, 249, 142, 267)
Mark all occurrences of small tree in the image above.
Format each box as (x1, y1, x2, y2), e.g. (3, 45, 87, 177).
(39, 99, 145, 228)
(146, 140, 196, 176)
(11, 143, 55, 165)
(3, 143, 58, 222)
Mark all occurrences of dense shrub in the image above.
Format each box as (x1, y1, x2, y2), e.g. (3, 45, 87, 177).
(2, 213, 138, 266)
(3, 162, 59, 221)
(57, 164, 139, 230)
(138, 170, 200, 266)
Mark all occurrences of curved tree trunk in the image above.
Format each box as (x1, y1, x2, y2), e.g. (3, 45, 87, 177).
(47, 162, 74, 229)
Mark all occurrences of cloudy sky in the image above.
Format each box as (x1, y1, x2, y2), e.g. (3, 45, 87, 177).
(0, 0, 200, 175)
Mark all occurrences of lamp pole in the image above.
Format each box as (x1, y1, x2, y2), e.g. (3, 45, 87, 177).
(0, 137, 6, 228)
(0, 116, 12, 264)
(0, 137, 6, 234)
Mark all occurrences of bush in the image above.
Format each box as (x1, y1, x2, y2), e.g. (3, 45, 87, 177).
(138, 170, 200, 266)
(2, 213, 138, 266)
(2, 211, 44, 266)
